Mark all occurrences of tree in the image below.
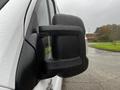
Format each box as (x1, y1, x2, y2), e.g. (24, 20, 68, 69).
(95, 25, 111, 42)
(95, 24, 120, 42)
(109, 26, 120, 42)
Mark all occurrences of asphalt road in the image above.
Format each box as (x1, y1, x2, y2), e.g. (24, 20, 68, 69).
(62, 47, 120, 90)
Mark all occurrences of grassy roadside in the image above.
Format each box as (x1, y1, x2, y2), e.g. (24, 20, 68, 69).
(89, 42, 120, 52)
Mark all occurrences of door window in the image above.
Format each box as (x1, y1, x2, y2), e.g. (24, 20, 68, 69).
(35, 0, 49, 26)
(48, 0, 55, 21)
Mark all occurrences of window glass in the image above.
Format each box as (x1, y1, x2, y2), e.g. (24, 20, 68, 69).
(48, 0, 55, 21)
(34, 0, 52, 57)
(35, 0, 49, 26)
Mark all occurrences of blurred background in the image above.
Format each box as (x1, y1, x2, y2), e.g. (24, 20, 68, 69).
(56, 0, 120, 90)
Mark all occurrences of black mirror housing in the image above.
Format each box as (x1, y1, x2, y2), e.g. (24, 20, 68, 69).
(52, 14, 85, 34)
(36, 14, 88, 79)
(36, 25, 88, 79)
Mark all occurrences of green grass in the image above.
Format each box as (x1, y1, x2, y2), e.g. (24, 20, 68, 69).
(90, 42, 120, 52)
(45, 47, 51, 54)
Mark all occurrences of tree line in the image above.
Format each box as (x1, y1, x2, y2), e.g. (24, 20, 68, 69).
(94, 24, 120, 42)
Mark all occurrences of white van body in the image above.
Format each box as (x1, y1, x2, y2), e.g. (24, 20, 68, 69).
(0, 0, 88, 90)
(0, 0, 62, 90)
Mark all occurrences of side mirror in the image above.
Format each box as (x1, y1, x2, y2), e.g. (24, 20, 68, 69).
(36, 14, 88, 79)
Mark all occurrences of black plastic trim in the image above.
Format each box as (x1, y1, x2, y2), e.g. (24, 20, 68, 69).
(45, 57, 82, 70)
(39, 25, 84, 36)
(0, 0, 9, 10)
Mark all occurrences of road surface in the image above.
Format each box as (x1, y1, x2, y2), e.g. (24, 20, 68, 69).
(63, 47, 120, 90)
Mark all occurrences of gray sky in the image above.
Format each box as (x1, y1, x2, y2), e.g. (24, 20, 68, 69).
(56, 0, 120, 33)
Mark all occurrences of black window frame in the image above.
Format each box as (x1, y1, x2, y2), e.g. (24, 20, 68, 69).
(0, 0, 9, 10)
(46, 0, 57, 24)
(51, 0, 57, 14)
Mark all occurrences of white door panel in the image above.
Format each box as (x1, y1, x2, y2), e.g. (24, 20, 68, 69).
(0, 0, 37, 89)
(52, 76, 63, 90)
(34, 79, 51, 90)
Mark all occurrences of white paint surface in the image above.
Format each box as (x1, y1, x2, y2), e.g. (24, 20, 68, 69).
(0, 0, 37, 89)
(0, 0, 63, 90)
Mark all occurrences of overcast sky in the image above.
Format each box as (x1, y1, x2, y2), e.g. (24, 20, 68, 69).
(56, 0, 120, 33)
